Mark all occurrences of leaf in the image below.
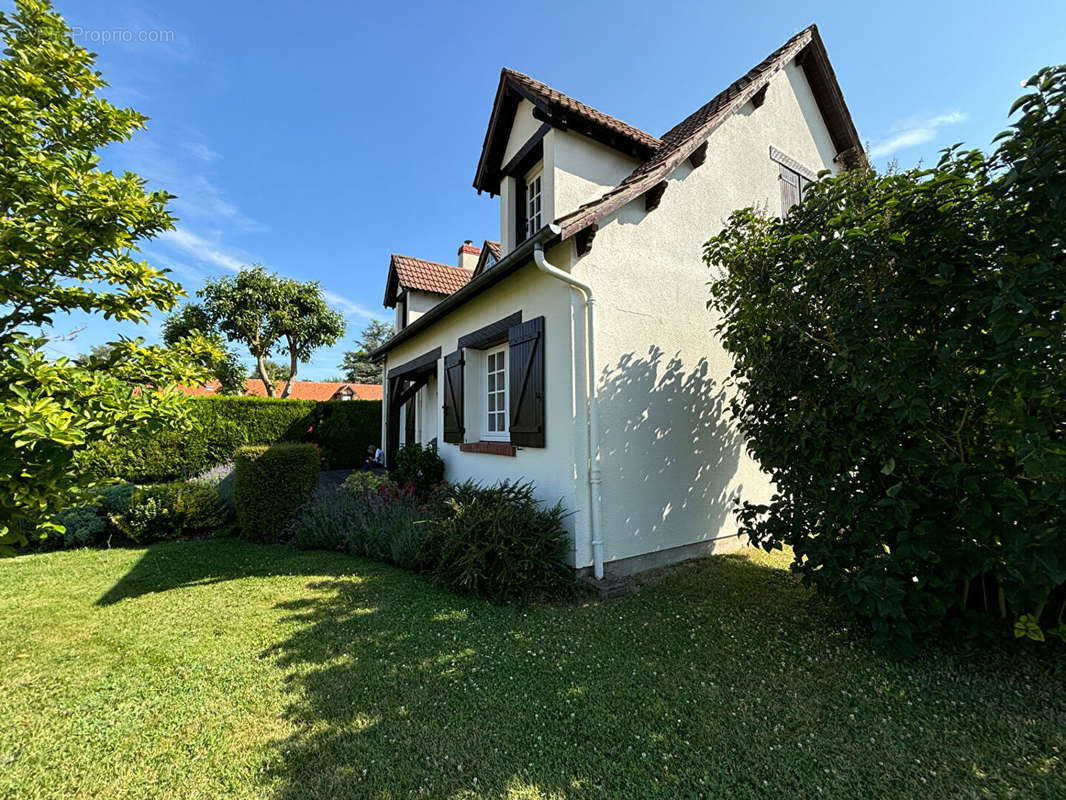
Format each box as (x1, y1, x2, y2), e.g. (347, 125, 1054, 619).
(1013, 614, 1045, 642)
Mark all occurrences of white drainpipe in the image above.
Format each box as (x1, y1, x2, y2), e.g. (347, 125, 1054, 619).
(533, 234, 604, 580)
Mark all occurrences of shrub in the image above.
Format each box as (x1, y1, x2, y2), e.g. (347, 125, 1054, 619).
(115, 482, 230, 544)
(234, 444, 320, 543)
(79, 396, 382, 482)
(341, 471, 392, 496)
(704, 67, 1066, 646)
(47, 505, 105, 550)
(355, 484, 427, 569)
(420, 480, 573, 601)
(98, 482, 137, 517)
(390, 442, 444, 493)
(190, 463, 236, 512)
(287, 491, 363, 552)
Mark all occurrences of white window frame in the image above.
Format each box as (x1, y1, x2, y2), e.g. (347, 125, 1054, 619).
(482, 344, 509, 442)
(525, 166, 543, 240)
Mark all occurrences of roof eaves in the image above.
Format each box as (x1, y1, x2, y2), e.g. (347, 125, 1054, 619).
(371, 225, 561, 360)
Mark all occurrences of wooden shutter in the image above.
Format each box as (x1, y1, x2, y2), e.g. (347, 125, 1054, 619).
(508, 316, 545, 447)
(779, 165, 801, 217)
(442, 350, 464, 443)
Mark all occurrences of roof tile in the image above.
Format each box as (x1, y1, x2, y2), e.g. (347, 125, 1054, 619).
(391, 254, 473, 296)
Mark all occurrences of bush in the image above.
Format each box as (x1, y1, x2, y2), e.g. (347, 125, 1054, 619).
(390, 442, 444, 493)
(341, 471, 392, 496)
(354, 484, 427, 569)
(420, 481, 573, 601)
(287, 491, 363, 552)
(115, 482, 231, 544)
(47, 505, 105, 550)
(234, 444, 320, 543)
(704, 67, 1066, 646)
(98, 482, 136, 517)
(189, 463, 236, 512)
(79, 396, 381, 482)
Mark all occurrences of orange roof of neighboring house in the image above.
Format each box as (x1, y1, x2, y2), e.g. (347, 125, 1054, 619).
(178, 380, 383, 401)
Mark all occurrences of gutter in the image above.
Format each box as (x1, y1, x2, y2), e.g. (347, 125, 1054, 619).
(532, 231, 604, 581)
(371, 224, 562, 361)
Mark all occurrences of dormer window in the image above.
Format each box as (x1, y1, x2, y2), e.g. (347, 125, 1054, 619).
(525, 167, 543, 239)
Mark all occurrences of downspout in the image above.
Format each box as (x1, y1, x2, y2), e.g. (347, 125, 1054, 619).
(533, 232, 604, 580)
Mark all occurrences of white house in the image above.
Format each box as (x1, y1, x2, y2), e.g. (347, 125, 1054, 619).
(372, 25, 863, 579)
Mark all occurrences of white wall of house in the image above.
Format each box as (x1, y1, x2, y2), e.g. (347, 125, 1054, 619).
(552, 130, 641, 220)
(565, 60, 840, 566)
(382, 241, 590, 565)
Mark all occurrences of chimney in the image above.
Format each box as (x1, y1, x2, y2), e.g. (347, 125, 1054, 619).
(457, 239, 480, 270)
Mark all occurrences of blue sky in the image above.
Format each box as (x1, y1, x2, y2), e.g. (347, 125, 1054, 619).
(37, 0, 1066, 377)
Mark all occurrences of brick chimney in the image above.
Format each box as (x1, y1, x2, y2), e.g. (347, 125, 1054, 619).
(457, 239, 480, 270)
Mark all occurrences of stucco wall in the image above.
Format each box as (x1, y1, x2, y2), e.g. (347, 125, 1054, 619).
(553, 130, 641, 220)
(567, 60, 840, 566)
(406, 290, 442, 325)
(382, 239, 590, 564)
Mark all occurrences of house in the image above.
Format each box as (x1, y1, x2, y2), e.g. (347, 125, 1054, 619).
(371, 25, 862, 579)
(180, 380, 383, 401)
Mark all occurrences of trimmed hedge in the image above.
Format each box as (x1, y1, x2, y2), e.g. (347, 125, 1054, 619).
(80, 396, 381, 482)
(234, 444, 320, 543)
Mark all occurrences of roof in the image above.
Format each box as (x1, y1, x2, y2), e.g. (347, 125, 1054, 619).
(473, 239, 502, 277)
(178, 380, 383, 401)
(375, 25, 863, 358)
(555, 25, 864, 239)
(383, 254, 474, 307)
(473, 69, 661, 195)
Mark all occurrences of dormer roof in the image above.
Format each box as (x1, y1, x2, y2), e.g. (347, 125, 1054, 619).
(473, 69, 661, 195)
(383, 254, 474, 307)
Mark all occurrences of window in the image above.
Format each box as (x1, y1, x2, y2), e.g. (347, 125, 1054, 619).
(779, 165, 812, 216)
(484, 345, 508, 440)
(525, 168, 542, 240)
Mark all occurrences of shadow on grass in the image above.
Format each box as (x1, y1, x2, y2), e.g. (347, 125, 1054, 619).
(256, 549, 1066, 799)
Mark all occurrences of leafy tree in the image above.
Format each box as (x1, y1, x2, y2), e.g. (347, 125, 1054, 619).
(197, 265, 345, 398)
(704, 66, 1066, 646)
(339, 319, 394, 383)
(0, 0, 220, 552)
(162, 304, 245, 394)
(248, 358, 288, 382)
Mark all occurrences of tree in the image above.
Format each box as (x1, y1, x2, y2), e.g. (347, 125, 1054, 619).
(704, 66, 1066, 646)
(162, 304, 245, 394)
(248, 358, 288, 382)
(0, 0, 219, 552)
(197, 265, 346, 398)
(339, 320, 394, 383)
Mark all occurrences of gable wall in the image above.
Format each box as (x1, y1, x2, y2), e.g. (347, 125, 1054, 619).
(552, 130, 642, 221)
(569, 60, 841, 567)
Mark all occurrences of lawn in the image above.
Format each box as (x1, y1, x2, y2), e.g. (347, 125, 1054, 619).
(1, 540, 1063, 799)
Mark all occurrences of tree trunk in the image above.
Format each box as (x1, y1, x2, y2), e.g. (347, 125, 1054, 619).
(255, 354, 275, 397)
(280, 338, 298, 399)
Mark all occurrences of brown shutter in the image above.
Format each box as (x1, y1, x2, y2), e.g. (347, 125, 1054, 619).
(442, 350, 464, 443)
(779, 165, 801, 217)
(508, 316, 545, 447)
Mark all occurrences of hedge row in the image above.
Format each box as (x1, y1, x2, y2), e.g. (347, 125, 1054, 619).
(234, 444, 320, 543)
(80, 396, 381, 482)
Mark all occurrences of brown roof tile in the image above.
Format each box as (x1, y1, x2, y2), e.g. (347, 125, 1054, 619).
(484, 240, 501, 260)
(502, 69, 661, 152)
(391, 254, 474, 296)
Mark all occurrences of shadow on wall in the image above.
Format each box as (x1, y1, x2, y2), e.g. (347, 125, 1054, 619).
(597, 346, 743, 559)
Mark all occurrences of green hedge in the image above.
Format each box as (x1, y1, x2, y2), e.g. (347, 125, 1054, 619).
(80, 396, 381, 482)
(234, 444, 320, 543)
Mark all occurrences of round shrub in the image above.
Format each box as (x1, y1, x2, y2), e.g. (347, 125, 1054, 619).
(47, 505, 105, 550)
(420, 480, 573, 602)
(234, 444, 320, 543)
(115, 482, 231, 544)
(341, 471, 392, 496)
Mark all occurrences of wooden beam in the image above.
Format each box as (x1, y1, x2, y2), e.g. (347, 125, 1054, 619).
(501, 123, 550, 177)
(751, 85, 767, 109)
(575, 224, 597, 257)
(644, 181, 668, 213)
(689, 141, 708, 169)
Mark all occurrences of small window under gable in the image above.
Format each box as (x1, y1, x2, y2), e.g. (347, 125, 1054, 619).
(770, 145, 818, 218)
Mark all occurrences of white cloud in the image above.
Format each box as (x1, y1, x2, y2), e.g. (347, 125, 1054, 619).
(869, 111, 967, 159)
(321, 289, 381, 320)
(182, 142, 222, 162)
(156, 228, 247, 272)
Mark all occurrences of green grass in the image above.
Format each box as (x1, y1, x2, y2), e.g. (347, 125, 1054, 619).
(1, 540, 1063, 799)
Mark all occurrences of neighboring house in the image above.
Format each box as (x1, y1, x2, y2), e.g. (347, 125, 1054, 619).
(180, 380, 383, 401)
(371, 25, 862, 579)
